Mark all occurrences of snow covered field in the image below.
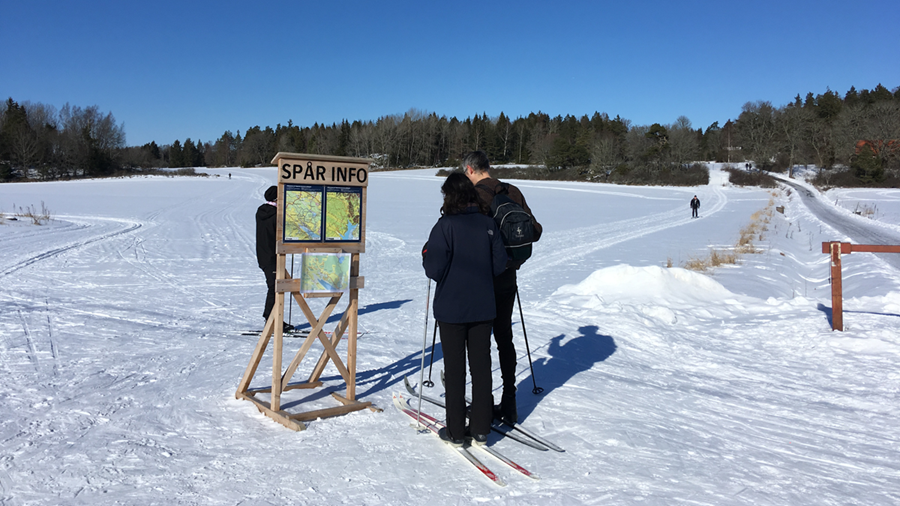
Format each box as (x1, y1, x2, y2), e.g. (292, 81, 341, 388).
(1, 165, 899, 505)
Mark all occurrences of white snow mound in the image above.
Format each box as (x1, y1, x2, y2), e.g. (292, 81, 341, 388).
(553, 264, 739, 309)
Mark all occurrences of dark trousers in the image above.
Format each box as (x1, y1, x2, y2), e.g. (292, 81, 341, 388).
(263, 269, 276, 320)
(493, 268, 518, 397)
(439, 320, 493, 439)
(692, 207, 699, 217)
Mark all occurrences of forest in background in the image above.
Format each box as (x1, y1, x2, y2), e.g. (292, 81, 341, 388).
(1, 84, 898, 187)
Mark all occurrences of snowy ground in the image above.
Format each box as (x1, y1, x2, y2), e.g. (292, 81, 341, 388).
(1, 165, 899, 505)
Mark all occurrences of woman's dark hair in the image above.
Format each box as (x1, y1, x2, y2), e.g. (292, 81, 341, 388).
(440, 171, 485, 215)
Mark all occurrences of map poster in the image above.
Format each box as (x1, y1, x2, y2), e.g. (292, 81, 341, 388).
(324, 186, 362, 242)
(283, 184, 324, 242)
(300, 252, 352, 293)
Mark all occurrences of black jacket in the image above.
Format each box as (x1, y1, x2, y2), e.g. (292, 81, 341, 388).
(256, 203, 277, 271)
(424, 206, 508, 324)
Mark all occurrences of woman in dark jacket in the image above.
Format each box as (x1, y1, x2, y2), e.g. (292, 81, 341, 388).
(423, 172, 508, 446)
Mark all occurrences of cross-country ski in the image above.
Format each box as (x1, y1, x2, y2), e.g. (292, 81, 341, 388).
(395, 393, 539, 481)
(392, 393, 507, 487)
(404, 375, 551, 451)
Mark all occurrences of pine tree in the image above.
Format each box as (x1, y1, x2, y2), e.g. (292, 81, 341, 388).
(183, 139, 197, 167)
(168, 140, 184, 168)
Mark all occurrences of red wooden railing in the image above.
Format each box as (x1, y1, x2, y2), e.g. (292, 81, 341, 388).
(822, 241, 900, 331)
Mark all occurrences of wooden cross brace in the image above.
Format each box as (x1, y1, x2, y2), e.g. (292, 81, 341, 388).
(235, 262, 376, 430)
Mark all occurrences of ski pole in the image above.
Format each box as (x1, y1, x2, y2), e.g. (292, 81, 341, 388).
(516, 287, 543, 395)
(423, 324, 438, 387)
(415, 278, 432, 428)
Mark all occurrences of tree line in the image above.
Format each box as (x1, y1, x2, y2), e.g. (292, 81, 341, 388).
(0, 99, 125, 180)
(2, 83, 898, 185)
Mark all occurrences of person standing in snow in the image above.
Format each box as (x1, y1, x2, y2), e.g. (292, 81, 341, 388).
(465, 150, 543, 425)
(690, 195, 700, 218)
(423, 172, 508, 446)
(255, 185, 293, 333)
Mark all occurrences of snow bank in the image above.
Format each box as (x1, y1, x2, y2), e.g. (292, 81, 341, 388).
(553, 264, 739, 309)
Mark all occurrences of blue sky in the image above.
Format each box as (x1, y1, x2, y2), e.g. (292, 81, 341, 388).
(2, 0, 898, 147)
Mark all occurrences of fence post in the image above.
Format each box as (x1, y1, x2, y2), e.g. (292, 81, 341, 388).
(829, 242, 843, 331)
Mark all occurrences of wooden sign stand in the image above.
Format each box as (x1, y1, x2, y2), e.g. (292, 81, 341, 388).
(235, 153, 379, 430)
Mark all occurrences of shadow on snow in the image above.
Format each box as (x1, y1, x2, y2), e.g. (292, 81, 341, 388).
(515, 325, 617, 422)
(288, 299, 413, 330)
(293, 321, 617, 419)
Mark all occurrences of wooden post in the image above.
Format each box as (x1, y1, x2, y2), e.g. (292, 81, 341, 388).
(347, 253, 360, 400)
(829, 242, 843, 332)
(271, 253, 287, 410)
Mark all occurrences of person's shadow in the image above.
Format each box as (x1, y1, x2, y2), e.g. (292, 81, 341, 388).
(281, 342, 442, 409)
(289, 299, 412, 331)
(514, 325, 616, 421)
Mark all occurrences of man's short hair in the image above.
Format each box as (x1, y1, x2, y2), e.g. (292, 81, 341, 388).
(463, 151, 490, 173)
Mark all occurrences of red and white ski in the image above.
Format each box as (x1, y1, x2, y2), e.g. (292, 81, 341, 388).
(393, 393, 506, 487)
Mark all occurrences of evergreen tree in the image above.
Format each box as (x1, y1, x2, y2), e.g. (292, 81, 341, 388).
(853, 143, 884, 183)
(643, 123, 670, 169)
(870, 84, 893, 102)
(844, 86, 859, 107)
(183, 138, 197, 167)
(168, 140, 184, 168)
(815, 90, 843, 121)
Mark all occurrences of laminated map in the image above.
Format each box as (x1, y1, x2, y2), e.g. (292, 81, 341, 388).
(300, 253, 352, 293)
(283, 184, 362, 243)
(283, 184, 323, 241)
(325, 186, 362, 241)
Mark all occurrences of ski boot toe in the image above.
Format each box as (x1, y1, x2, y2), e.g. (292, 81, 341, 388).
(438, 427, 464, 447)
(465, 427, 488, 446)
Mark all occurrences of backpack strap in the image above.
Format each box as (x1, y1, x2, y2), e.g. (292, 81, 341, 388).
(475, 181, 509, 195)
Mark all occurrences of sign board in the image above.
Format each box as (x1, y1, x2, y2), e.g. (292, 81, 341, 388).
(271, 152, 372, 254)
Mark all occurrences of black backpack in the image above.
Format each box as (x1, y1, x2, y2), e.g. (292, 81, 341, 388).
(478, 182, 535, 265)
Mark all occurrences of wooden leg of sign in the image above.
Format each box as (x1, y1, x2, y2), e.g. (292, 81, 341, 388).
(271, 256, 287, 411)
(235, 312, 276, 396)
(347, 254, 360, 400)
(830, 242, 843, 331)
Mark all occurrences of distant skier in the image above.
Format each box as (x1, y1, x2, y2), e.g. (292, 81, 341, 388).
(690, 195, 700, 218)
(256, 185, 293, 333)
(229, 173, 231, 179)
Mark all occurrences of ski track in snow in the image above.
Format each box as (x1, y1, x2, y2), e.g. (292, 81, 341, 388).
(0, 167, 898, 505)
(0, 216, 143, 278)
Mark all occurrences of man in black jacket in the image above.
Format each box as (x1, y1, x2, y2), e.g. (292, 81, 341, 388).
(464, 151, 542, 425)
(256, 185, 293, 333)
